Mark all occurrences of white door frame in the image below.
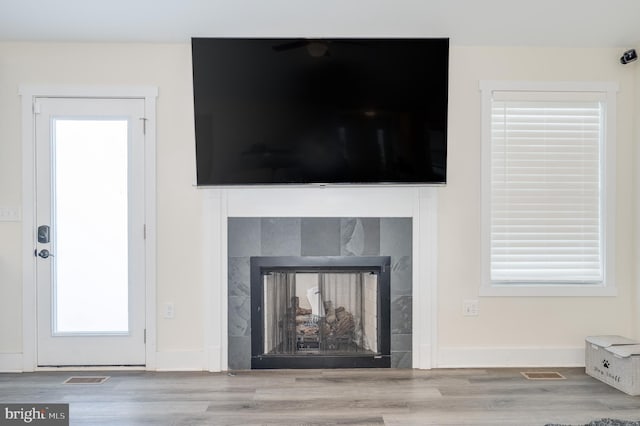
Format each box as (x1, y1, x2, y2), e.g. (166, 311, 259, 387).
(20, 86, 158, 371)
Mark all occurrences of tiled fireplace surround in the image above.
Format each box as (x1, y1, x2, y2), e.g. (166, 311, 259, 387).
(203, 187, 437, 371)
(228, 217, 410, 369)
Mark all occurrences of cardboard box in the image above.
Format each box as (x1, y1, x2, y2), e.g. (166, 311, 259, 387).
(585, 335, 640, 395)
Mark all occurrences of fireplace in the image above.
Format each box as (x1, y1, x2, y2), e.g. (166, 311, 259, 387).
(203, 187, 437, 372)
(227, 217, 413, 369)
(250, 256, 391, 369)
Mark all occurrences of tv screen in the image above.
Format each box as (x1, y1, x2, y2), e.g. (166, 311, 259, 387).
(192, 37, 448, 186)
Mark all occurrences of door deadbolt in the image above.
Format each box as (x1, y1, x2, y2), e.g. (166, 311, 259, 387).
(38, 225, 50, 244)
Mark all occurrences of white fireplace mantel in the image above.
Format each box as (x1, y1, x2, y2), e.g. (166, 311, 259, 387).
(202, 185, 438, 371)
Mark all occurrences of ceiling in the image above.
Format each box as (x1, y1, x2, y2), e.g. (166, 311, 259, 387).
(0, 0, 639, 47)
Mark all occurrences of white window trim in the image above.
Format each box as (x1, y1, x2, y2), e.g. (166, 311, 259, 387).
(479, 81, 618, 297)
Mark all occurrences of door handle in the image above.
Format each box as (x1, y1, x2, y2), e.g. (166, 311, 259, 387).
(36, 249, 53, 259)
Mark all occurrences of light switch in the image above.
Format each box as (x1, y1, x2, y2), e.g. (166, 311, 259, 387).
(0, 207, 21, 222)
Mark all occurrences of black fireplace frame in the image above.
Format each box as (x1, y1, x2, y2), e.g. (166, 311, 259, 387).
(250, 256, 391, 369)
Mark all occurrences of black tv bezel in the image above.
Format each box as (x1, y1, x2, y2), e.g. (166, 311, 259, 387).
(191, 37, 449, 187)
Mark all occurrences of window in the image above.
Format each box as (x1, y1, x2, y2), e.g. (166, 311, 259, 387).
(480, 81, 617, 296)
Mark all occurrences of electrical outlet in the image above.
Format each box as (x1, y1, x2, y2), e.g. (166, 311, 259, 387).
(164, 303, 175, 319)
(462, 300, 479, 316)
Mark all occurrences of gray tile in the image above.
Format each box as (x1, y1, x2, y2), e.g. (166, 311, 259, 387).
(228, 336, 251, 370)
(391, 333, 413, 352)
(361, 218, 381, 255)
(391, 351, 412, 369)
(261, 218, 301, 256)
(390, 295, 412, 334)
(228, 296, 251, 337)
(391, 255, 412, 297)
(228, 218, 261, 257)
(301, 218, 341, 256)
(228, 216, 413, 369)
(228, 257, 250, 297)
(341, 218, 380, 256)
(380, 218, 412, 258)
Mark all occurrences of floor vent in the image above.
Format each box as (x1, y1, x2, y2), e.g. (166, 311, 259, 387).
(520, 371, 566, 380)
(63, 376, 110, 385)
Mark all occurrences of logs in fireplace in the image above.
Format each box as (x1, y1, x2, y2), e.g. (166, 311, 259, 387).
(251, 256, 391, 369)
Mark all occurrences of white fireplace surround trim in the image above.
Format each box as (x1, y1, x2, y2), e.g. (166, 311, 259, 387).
(202, 186, 438, 371)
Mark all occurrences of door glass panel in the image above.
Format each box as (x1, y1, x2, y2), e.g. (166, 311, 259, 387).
(53, 119, 129, 334)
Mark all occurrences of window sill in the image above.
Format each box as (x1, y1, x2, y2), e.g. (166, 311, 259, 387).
(479, 284, 617, 297)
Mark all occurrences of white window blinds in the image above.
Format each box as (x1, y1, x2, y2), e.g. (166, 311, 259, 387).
(490, 93, 604, 284)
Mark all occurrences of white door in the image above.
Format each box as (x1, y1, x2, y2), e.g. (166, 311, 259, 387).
(35, 97, 146, 366)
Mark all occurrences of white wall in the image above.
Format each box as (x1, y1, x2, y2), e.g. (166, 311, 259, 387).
(0, 42, 637, 369)
(0, 43, 203, 361)
(438, 46, 636, 366)
(635, 56, 640, 340)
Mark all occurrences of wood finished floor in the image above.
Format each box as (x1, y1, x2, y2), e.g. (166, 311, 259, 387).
(1, 368, 640, 425)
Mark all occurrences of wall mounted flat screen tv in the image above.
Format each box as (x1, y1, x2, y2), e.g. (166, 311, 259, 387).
(192, 37, 448, 186)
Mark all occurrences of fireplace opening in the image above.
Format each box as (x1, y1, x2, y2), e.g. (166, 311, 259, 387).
(251, 256, 391, 369)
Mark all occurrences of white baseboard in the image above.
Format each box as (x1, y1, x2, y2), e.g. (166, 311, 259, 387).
(2, 348, 585, 372)
(154, 351, 205, 371)
(437, 346, 585, 368)
(0, 353, 23, 372)
(414, 344, 433, 369)
(2, 351, 208, 372)
(205, 345, 223, 372)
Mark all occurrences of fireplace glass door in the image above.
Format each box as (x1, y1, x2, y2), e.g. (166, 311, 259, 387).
(251, 256, 390, 369)
(263, 272, 379, 356)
